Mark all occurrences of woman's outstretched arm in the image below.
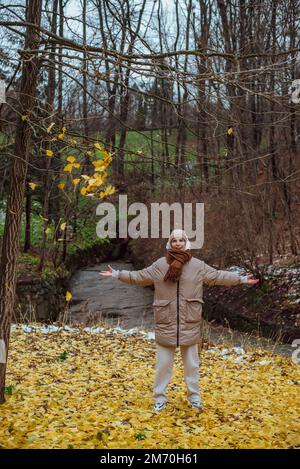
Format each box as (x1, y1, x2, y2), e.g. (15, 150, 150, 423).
(99, 261, 161, 286)
(202, 262, 259, 287)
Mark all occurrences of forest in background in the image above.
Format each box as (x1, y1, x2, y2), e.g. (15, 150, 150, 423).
(0, 0, 299, 269)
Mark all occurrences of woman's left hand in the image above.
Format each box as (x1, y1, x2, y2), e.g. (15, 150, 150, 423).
(245, 274, 259, 284)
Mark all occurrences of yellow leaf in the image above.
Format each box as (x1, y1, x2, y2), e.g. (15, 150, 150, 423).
(87, 178, 96, 186)
(92, 160, 107, 172)
(28, 182, 37, 191)
(45, 227, 51, 235)
(73, 163, 81, 169)
(80, 187, 88, 196)
(46, 149, 54, 157)
(66, 156, 76, 163)
(94, 143, 104, 151)
(72, 178, 80, 186)
(64, 164, 73, 172)
(21, 115, 28, 121)
(58, 133, 64, 140)
(103, 155, 112, 165)
(100, 185, 115, 198)
(60, 222, 66, 231)
(227, 127, 234, 135)
(66, 291, 72, 302)
(57, 182, 65, 190)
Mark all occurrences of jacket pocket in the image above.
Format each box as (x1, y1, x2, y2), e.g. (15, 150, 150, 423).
(152, 299, 172, 324)
(185, 298, 204, 322)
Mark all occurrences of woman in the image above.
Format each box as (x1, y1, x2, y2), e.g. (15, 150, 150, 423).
(100, 229, 259, 413)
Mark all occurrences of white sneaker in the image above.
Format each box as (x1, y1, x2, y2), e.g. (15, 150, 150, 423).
(190, 401, 204, 412)
(153, 402, 166, 412)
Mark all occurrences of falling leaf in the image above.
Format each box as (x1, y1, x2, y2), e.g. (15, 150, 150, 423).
(94, 143, 104, 151)
(64, 164, 73, 173)
(66, 156, 76, 164)
(28, 182, 37, 191)
(65, 291, 72, 302)
(99, 185, 116, 198)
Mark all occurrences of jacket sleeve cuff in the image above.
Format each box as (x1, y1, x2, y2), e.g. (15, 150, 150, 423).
(111, 269, 120, 279)
(240, 275, 248, 284)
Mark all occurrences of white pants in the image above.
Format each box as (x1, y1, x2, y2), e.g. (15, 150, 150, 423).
(153, 343, 201, 405)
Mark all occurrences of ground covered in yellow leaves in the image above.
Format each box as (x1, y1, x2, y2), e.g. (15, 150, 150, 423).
(0, 324, 299, 449)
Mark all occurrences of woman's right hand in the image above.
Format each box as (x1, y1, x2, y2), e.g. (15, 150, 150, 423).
(99, 265, 119, 278)
(99, 264, 113, 277)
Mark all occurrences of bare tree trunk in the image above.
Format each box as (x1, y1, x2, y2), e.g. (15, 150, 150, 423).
(38, 0, 58, 272)
(52, 0, 64, 265)
(0, 0, 42, 404)
(23, 182, 31, 253)
(194, 0, 210, 188)
(117, 0, 147, 180)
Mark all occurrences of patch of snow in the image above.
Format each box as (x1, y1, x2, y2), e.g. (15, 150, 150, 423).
(63, 325, 80, 332)
(227, 266, 245, 275)
(143, 332, 155, 340)
(235, 356, 245, 363)
(232, 347, 246, 355)
(40, 325, 61, 333)
(84, 326, 105, 334)
(259, 359, 271, 365)
(291, 298, 300, 304)
(21, 325, 32, 333)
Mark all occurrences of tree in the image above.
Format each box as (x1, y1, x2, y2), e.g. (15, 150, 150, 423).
(0, 0, 43, 403)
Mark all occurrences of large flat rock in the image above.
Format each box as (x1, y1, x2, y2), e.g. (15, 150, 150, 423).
(69, 260, 154, 330)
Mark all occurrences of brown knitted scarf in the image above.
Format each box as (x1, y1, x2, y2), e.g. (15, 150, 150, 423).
(164, 248, 192, 282)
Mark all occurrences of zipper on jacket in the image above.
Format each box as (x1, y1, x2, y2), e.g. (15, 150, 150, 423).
(176, 279, 179, 347)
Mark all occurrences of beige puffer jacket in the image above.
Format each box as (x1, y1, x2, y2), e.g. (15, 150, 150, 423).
(118, 256, 243, 347)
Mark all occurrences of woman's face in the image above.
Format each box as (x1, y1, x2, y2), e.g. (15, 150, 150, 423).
(171, 237, 186, 251)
